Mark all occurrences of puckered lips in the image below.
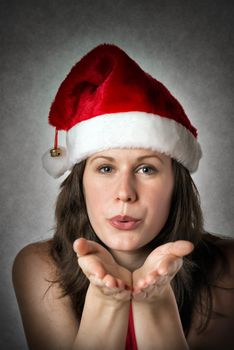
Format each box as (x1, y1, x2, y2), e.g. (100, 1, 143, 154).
(108, 215, 142, 230)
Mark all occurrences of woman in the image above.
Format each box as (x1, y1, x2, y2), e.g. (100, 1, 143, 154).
(12, 44, 234, 350)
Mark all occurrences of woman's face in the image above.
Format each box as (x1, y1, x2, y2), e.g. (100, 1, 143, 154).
(83, 148, 174, 252)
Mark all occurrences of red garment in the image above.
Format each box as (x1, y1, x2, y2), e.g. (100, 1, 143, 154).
(125, 303, 138, 350)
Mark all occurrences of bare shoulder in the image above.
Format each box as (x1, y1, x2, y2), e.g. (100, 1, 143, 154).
(12, 240, 59, 300)
(13, 239, 53, 262)
(13, 240, 56, 284)
(12, 240, 79, 350)
(13, 240, 53, 267)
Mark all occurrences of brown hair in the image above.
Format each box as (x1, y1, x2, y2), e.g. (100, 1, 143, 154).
(50, 159, 226, 335)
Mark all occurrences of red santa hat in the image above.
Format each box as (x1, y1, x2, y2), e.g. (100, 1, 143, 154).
(42, 43, 202, 178)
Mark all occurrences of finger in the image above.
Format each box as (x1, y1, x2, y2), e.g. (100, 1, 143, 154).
(133, 275, 169, 297)
(133, 258, 182, 294)
(133, 273, 164, 293)
(89, 275, 106, 287)
(103, 274, 118, 288)
(154, 240, 194, 258)
(90, 280, 131, 301)
(133, 282, 154, 295)
(171, 240, 194, 257)
(89, 275, 122, 292)
(157, 256, 183, 276)
(73, 238, 90, 256)
(133, 254, 183, 293)
(78, 256, 106, 279)
(115, 278, 128, 290)
(136, 281, 168, 299)
(134, 277, 148, 290)
(73, 238, 104, 257)
(134, 282, 159, 297)
(102, 274, 131, 290)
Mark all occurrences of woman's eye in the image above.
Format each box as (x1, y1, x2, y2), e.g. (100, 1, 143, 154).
(137, 165, 156, 175)
(98, 165, 113, 173)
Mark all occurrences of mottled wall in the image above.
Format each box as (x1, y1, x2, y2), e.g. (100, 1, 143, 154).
(0, 0, 233, 348)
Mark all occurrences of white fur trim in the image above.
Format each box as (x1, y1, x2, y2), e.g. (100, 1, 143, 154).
(42, 146, 69, 178)
(67, 112, 202, 172)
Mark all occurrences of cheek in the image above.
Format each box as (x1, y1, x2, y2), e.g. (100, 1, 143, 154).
(148, 193, 170, 216)
(146, 183, 173, 223)
(83, 179, 109, 221)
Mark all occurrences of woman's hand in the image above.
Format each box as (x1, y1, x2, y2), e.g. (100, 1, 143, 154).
(132, 240, 194, 301)
(73, 238, 132, 301)
(73, 238, 193, 302)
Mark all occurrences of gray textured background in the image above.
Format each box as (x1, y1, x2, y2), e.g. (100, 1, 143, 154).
(1, 0, 233, 348)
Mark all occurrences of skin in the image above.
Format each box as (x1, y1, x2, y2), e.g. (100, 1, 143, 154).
(12, 148, 234, 349)
(71, 148, 193, 350)
(82, 148, 174, 254)
(74, 148, 194, 301)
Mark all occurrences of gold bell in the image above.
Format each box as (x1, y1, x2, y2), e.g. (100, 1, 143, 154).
(50, 129, 62, 157)
(50, 148, 62, 157)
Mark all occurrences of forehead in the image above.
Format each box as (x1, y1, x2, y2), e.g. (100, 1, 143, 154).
(87, 148, 171, 163)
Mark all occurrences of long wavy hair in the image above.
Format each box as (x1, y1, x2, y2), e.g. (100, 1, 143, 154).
(50, 158, 226, 336)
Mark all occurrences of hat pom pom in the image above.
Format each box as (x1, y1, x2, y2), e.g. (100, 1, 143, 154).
(42, 146, 69, 178)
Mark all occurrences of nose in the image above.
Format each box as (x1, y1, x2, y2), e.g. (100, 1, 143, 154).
(115, 173, 137, 203)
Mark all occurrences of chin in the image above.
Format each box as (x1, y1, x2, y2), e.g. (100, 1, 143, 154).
(103, 236, 149, 252)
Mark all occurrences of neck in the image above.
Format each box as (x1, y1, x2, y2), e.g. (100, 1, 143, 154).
(109, 246, 151, 272)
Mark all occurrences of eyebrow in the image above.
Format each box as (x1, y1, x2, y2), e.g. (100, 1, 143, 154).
(89, 154, 164, 164)
(89, 156, 115, 164)
(136, 155, 164, 164)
